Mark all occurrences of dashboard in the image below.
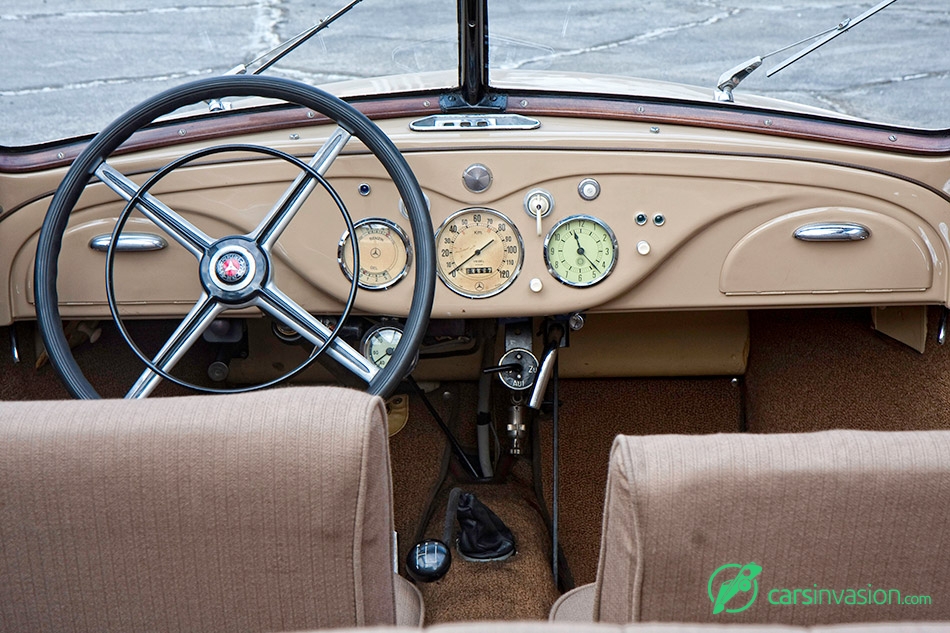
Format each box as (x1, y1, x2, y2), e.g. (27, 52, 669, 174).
(2, 114, 950, 327)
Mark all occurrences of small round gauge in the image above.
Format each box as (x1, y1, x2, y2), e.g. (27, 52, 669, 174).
(338, 218, 411, 290)
(361, 322, 405, 370)
(435, 208, 523, 298)
(544, 215, 618, 287)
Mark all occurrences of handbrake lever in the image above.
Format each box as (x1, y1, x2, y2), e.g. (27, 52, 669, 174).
(528, 323, 564, 410)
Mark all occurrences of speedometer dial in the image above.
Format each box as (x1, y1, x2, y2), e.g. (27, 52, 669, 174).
(544, 215, 618, 287)
(338, 218, 411, 290)
(435, 208, 523, 298)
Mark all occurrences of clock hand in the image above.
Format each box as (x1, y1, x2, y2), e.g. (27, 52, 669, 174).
(573, 231, 601, 274)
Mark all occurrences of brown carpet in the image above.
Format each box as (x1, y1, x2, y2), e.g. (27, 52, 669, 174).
(746, 307, 950, 433)
(538, 377, 743, 587)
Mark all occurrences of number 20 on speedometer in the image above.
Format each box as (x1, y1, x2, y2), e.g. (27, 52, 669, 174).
(435, 208, 524, 298)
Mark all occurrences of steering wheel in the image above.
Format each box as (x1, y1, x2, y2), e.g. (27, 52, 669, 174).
(35, 75, 435, 400)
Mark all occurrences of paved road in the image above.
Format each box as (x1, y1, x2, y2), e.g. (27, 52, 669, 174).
(1, 0, 946, 146)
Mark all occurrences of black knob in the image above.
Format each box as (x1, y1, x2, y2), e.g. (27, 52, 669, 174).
(405, 539, 451, 582)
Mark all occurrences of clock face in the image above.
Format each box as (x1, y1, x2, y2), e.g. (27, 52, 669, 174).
(544, 215, 618, 287)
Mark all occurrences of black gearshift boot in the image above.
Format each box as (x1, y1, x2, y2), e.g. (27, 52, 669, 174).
(455, 491, 516, 562)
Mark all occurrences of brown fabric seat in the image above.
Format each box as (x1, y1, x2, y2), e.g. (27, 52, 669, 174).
(0, 386, 422, 632)
(560, 431, 950, 625)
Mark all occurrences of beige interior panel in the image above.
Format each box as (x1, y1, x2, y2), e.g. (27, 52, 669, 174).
(3, 116, 950, 324)
(720, 207, 933, 295)
(558, 311, 749, 377)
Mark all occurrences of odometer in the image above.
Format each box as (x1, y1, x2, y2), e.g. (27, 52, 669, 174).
(544, 215, 618, 287)
(435, 208, 523, 298)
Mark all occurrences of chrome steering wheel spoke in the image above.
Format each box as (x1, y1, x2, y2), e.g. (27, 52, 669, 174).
(256, 283, 379, 384)
(125, 294, 226, 398)
(252, 126, 351, 250)
(95, 162, 213, 259)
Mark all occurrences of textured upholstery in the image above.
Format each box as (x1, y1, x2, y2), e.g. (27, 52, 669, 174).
(550, 583, 596, 621)
(0, 386, 415, 632)
(594, 431, 950, 625)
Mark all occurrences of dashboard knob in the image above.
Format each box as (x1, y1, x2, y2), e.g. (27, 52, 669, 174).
(462, 164, 493, 193)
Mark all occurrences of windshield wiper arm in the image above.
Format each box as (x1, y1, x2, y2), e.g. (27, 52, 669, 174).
(225, 0, 364, 76)
(715, 0, 898, 103)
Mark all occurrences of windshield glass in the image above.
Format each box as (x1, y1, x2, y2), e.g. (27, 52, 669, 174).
(489, 0, 947, 129)
(0, 1, 457, 147)
(1, 0, 946, 147)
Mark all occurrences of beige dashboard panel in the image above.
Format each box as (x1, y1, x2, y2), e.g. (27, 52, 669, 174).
(720, 207, 933, 295)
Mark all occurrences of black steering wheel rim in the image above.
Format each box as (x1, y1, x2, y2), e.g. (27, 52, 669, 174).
(35, 75, 435, 399)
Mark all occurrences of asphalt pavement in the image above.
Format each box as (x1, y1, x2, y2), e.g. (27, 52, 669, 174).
(1, 0, 947, 146)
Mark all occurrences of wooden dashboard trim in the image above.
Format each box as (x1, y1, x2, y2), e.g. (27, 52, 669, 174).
(1, 91, 947, 175)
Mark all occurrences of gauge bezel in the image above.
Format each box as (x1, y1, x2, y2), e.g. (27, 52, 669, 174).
(435, 207, 524, 299)
(361, 322, 418, 372)
(543, 214, 619, 288)
(337, 217, 412, 291)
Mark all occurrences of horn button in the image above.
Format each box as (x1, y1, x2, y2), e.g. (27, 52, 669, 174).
(202, 239, 266, 302)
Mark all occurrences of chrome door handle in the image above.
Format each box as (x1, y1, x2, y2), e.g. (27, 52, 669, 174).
(89, 233, 168, 252)
(793, 223, 870, 242)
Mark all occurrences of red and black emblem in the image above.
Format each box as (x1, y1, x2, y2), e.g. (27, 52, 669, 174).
(215, 252, 249, 284)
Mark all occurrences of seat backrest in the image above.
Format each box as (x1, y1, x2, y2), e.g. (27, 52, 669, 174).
(595, 430, 950, 625)
(0, 386, 397, 633)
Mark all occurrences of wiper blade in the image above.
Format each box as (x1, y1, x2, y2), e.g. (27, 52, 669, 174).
(226, 0, 364, 76)
(715, 0, 897, 103)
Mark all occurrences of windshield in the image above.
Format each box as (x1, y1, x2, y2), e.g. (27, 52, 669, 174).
(489, 0, 947, 129)
(1, 0, 946, 147)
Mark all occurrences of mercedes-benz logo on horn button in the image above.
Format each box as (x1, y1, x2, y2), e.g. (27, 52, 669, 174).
(215, 251, 249, 284)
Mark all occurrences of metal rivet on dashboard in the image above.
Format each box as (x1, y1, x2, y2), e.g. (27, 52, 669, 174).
(637, 106, 645, 114)
(307, 111, 315, 118)
(57, 152, 65, 160)
(423, 100, 431, 107)
(764, 119, 773, 127)
(520, 99, 528, 107)
(889, 135, 898, 142)
(649, 126, 660, 134)
(178, 129, 186, 137)
(289, 133, 300, 140)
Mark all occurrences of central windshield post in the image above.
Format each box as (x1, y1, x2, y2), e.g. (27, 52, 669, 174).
(443, 0, 505, 111)
(459, 0, 489, 106)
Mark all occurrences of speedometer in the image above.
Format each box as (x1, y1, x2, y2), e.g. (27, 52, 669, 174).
(435, 208, 523, 298)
